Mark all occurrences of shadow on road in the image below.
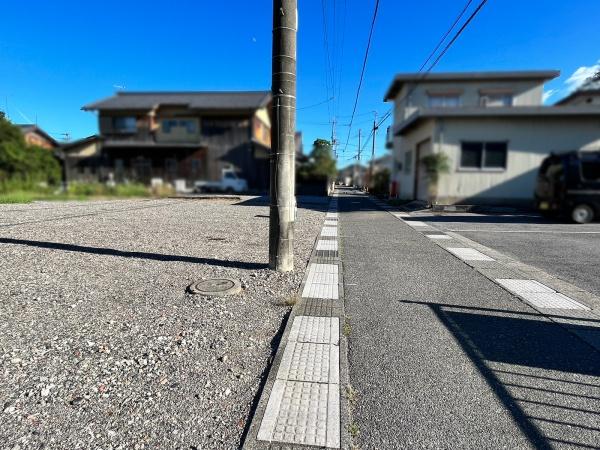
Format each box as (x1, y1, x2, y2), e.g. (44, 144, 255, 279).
(0, 237, 268, 270)
(401, 299, 600, 449)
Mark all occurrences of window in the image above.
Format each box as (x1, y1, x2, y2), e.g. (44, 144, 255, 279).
(161, 119, 197, 134)
(428, 94, 460, 108)
(224, 172, 237, 180)
(480, 93, 513, 107)
(404, 151, 413, 174)
(581, 158, 600, 181)
(460, 142, 508, 170)
(113, 117, 137, 133)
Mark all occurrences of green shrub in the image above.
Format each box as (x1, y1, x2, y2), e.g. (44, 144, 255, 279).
(0, 114, 61, 187)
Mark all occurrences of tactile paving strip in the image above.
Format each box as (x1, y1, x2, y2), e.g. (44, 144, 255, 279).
(447, 247, 495, 261)
(258, 380, 340, 448)
(316, 240, 338, 251)
(296, 299, 340, 317)
(324, 220, 338, 227)
(278, 342, 339, 384)
(326, 212, 338, 218)
(519, 292, 589, 310)
(321, 227, 338, 237)
(404, 220, 429, 228)
(289, 316, 340, 345)
(302, 264, 339, 299)
(495, 279, 555, 293)
(495, 279, 590, 310)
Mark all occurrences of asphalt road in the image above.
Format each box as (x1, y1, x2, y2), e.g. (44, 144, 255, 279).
(412, 211, 600, 298)
(338, 191, 600, 449)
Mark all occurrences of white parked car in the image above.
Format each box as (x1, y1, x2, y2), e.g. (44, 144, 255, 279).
(193, 169, 248, 194)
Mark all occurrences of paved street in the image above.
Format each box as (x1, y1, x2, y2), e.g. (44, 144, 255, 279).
(411, 211, 600, 298)
(337, 190, 600, 449)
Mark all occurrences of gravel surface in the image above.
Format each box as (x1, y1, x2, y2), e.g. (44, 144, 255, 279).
(0, 197, 323, 450)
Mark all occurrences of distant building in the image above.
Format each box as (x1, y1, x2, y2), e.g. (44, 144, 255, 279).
(16, 124, 58, 150)
(384, 70, 600, 205)
(556, 74, 600, 106)
(79, 91, 272, 190)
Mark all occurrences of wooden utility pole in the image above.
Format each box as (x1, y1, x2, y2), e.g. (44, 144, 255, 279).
(269, 0, 297, 272)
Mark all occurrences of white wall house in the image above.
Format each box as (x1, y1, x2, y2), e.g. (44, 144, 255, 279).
(384, 70, 600, 205)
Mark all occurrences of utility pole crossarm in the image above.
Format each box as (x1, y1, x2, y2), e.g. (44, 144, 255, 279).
(269, 0, 297, 272)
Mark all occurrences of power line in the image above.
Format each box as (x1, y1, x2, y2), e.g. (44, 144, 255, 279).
(347, 0, 489, 160)
(418, 0, 474, 73)
(342, 0, 380, 154)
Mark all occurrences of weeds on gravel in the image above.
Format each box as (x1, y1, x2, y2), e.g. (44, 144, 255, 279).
(343, 319, 351, 337)
(348, 422, 360, 438)
(277, 294, 300, 307)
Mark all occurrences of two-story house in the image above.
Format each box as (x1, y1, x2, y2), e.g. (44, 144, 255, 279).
(384, 70, 600, 205)
(78, 91, 272, 190)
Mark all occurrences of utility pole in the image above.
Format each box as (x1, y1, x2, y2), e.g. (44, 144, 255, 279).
(368, 112, 378, 191)
(269, 0, 297, 272)
(355, 129, 361, 187)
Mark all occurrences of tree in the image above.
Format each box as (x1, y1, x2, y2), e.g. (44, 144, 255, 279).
(0, 114, 61, 188)
(298, 139, 337, 180)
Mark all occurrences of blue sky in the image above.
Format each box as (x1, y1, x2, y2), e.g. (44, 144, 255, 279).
(1, 0, 599, 167)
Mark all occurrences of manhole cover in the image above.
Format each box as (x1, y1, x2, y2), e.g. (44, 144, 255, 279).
(188, 278, 241, 296)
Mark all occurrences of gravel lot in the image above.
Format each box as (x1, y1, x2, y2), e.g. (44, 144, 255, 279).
(0, 197, 324, 450)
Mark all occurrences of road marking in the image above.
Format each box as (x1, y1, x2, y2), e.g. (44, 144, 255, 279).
(446, 247, 495, 261)
(495, 279, 590, 310)
(446, 229, 600, 234)
(316, 240, 338, 251)
(426, 234, 452, 240)
(321, 227, 338, 237)
(302, 264, 339, 299)
(393, 212, 410, 218)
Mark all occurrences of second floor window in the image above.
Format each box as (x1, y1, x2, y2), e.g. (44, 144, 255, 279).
(427, 94, 460, 108)
(480, 93, 513, 107)
(162, 119, 197, 134)
(113, 117, 137, 133)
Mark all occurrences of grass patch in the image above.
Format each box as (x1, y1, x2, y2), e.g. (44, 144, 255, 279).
(0, 182, 163, 204)
(342, 319, 351, 337)
(345, 384, 358, 405)
(348, 422, 360, 438)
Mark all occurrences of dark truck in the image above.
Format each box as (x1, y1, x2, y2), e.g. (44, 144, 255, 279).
(535, 151, 600, 223)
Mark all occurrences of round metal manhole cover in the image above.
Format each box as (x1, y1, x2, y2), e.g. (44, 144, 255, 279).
(188, 278, 241, 296)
